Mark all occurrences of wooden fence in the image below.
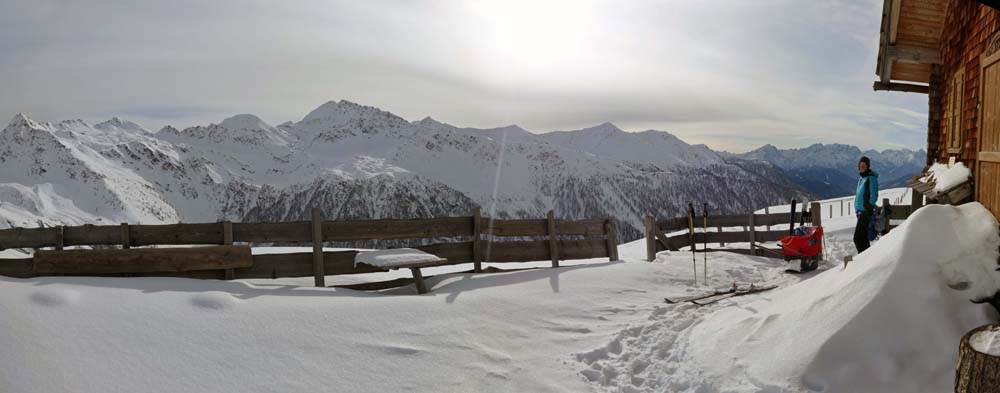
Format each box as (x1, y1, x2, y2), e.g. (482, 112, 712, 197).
(0, 208, 619, 287)
(643, 199, 919, 262)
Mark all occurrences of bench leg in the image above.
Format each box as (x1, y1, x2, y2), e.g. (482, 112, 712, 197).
(410, 267, 428, 294)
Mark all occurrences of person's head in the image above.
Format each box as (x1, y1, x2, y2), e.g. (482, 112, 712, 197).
(858, 156, 871, 174)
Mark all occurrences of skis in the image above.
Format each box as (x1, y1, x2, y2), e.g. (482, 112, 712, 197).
(664, 283, 777, 305)
(692, 284, 777, 305)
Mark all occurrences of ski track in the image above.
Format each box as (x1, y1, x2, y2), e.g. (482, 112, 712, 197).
(575, 218, 862, 393)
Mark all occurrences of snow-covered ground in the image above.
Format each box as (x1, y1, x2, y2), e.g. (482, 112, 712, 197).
(0, 194, 997, 393)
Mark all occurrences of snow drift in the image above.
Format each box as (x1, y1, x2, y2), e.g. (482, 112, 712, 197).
(686, 203, 1000, 392)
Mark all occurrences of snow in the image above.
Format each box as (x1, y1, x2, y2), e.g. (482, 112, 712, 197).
(927, 162, 972, 191)
(681, 203, 999, 392)
(970, 327, 1000, 356)
(0, 193, 997, 392)
(354, 248, 442, 268)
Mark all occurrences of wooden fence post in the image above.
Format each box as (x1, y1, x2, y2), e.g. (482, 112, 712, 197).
(547, 210, 559, 268)
(120, 223, 130, 249)
(222, 221, 234, 280)
(841, 200, 845, 217)
(810, 201, 823, 260)
(910, 187, 923, 210)
(55, 226, 64, 251)
(311, 208, 325, 287)
(645, 215, 656, 262)
(473, 207, 482, 272)
(605, 219, 619, 261)
(748, 213, 757, 256)
(764, 206, 771, 232)
(717, 209, 725, 247)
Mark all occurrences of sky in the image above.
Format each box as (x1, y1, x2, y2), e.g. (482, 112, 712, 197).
(0, 0, 929, 152)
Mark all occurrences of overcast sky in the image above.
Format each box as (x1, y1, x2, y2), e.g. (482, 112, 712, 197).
(1, 0, 927, 152)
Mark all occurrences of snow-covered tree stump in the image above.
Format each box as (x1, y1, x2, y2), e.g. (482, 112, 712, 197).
(955, 324, 1000, 393)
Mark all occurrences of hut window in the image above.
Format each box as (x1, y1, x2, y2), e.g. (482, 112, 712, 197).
(947, 69, 965, 153)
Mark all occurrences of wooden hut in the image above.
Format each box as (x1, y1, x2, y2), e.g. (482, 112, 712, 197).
(873, 0, 1000, 219)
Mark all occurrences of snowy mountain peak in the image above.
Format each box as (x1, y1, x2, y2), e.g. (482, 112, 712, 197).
(415, 116, 444, 127)
(7, 113, 42, 130)
(218, 114, 273, 131)
(301, 99, 398, 123)
(95, 117, 148, 133)
(583, 122, 623, 134)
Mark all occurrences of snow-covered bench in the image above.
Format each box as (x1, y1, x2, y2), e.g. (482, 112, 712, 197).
(354, 249, 448, 294)
(907, 163, 973, 205)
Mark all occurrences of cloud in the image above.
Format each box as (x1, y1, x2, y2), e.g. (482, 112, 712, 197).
(0, 0, 926, 151)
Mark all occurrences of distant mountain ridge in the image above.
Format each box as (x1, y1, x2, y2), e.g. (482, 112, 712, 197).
(1, 100, 814, 241)
(734, 143, 926, 198)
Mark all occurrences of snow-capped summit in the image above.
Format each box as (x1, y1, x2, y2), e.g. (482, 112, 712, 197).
(6, 113, 42, 131)
(218, 114, 272, 132)
(95, 117, 148, 134)
(540, 124, 724, 167)
(300, 99, 406, 125)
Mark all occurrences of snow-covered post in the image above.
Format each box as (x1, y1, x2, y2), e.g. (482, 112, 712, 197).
(955, 323, 1000, 393)
(472, 207, 482, 272)
(547, 210, 559, 268)
(644, 215, 656, 262)
(311, 208, 325, 287)
(748, 213, 756, 255)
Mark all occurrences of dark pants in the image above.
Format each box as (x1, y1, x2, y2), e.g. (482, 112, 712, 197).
(854, 210, 872, 253)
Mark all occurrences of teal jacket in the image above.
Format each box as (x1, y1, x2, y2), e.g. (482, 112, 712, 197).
(854, 170, 879, 212)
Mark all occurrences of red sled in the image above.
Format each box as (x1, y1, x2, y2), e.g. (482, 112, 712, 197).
(780, 226, 823, 272)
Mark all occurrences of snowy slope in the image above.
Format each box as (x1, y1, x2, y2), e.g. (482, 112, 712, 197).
(0, 101, 814, 240)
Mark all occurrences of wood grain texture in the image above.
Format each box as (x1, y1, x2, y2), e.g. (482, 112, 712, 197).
(0, 227, 63, 249)
(232, 221, 312, 244)
(323, 217, 473, 241)
(129, 223, 224, 246)
(33, 245, 252, 274)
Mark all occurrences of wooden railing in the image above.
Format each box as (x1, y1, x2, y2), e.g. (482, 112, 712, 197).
(643, 203, 820, 262)
(643, 199, 920, 262)
(0, 208, 619, 286)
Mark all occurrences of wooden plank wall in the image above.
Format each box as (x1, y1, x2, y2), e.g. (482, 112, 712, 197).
(0, 212, 619, 284)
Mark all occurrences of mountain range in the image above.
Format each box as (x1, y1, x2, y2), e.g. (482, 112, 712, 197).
(0, 100, 921, 242)
(734, 144, 926, 198)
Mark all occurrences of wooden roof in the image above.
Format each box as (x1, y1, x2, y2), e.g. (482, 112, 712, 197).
(874, 0, 946, 92)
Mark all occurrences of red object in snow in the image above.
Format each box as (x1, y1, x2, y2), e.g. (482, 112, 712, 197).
(780, 226, 824, 258)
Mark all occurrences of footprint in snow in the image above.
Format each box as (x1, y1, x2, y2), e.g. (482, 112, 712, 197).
(189, 291, 239, 310)
(30, 287, 81, 307)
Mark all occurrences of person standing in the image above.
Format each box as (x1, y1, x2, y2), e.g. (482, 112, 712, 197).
(853, 156, 879, 253)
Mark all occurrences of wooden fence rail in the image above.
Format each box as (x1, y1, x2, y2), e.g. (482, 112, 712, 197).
(644, 199, 919, 262)
(0, 209, 620, 286)
(644, 203, 821, 262)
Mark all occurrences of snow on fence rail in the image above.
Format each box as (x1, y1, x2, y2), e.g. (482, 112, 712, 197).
(0, 208, 619, 286)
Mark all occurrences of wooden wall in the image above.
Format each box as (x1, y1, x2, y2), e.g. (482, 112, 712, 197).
(933, 1, 1000, 165)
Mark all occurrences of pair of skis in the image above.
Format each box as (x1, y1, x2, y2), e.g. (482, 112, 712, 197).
(664, 283, 778, 306)
(687, 203, 709, 284)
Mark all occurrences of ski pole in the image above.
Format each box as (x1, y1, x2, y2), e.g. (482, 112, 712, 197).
(703, 202, 708, 283)
(688, 203, 696, 284)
